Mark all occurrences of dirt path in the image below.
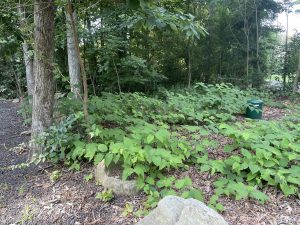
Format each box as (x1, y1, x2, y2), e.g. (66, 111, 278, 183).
(0, 100, 140, 225)
(0, 100, 32, 203)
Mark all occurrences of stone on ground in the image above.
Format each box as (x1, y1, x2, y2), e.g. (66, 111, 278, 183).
(136, 196, 228, 225)
(94, 161, 138, 196)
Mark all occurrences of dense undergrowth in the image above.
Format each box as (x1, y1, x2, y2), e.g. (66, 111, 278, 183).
(28, 83, 299, 212)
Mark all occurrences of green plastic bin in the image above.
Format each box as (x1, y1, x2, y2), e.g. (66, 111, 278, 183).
(246, 99, 263, 119)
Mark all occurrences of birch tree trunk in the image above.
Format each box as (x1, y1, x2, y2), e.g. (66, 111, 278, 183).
(238, 0, 251, 86)
(243, 0, 250, 87)
(283, 8, 289, 91)
(30, 0, 55, 158)
(67, 0, 89, 122)
(65, 8, 81, 99)
(22, 42, 34, 96)
(254, 0, 262, 88)
(293, 47, 300, 93)
(187, 45, 192, 88)
(18, 2, 34, 96)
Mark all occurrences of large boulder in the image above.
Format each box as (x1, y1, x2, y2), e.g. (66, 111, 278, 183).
(136, 196, 228, 225)
(94, 161, 139, 196)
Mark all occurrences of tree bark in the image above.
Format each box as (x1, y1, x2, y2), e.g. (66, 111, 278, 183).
(18, 2, 34, 96)
(243, 0, 250, 87)
(254, 0, 262, 88)
(30, 0, 55, 158)
(283, 8, 289, 91)
(22, 42, 34, 96)
(66, 8, 82, 99)
(293, 47, 300, 93)
(188, 45, 192, 88)
(67, 0, 89, 122)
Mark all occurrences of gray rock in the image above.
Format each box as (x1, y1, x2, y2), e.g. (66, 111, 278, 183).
(136, 196, 228, 225)
(94, 161, 139, 196)
(12, 99, 20, 103)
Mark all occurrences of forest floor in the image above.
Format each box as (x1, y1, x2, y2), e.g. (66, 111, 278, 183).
(0, 100, 140, 225)
(0, 99, 299, 225)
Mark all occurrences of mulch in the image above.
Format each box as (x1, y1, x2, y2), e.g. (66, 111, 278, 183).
(0, 100, 141, 225)
(235, 105, 288, 121)
(0, 100, 299, 225)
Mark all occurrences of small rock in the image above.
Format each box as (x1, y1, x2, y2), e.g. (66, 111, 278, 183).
(136, 196, 228, 225)
(94, 161, 138, 196)
(12, 99, 19, 103)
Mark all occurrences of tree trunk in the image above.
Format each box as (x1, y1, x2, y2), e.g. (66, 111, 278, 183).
(66, 8, 82, 99)
(30, 0, 55, 158)
(188, 46, 192, 88)
(85, 13, 98, 90)
(22, 42, 34, 96)
(293, 47, 300, 93)
(283, 9, 289, 91)
(67, 0, 89, 122)
(254, 0, 261, 88)
(18, 2, 34, 96)
(243, 0, 250, 87)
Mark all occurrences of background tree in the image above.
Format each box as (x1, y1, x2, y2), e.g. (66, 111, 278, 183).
(65, 2, 81, 99)
(18, 1, 34, 96)
(0, 0, 290, 99)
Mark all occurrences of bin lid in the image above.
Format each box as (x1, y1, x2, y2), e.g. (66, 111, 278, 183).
(247, 99, 263, 104)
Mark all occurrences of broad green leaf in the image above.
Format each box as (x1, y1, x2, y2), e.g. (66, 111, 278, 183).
(122, 167, 134, 180)
(215, 203, 225, 212)
(134, 164, 146, 178)
(249, 164, 260, 174)
(181, 189, 203, 201)
(145, 176, 155, 185)
(98, 144, 108, 152)
(223, 144, 236, 153)
(241, 149, 252, 158)
(280, 183, 297, 196)
(155, 129, 170, 144)
(146, 134, 155, 144)
(85, 143, 98, 161)
(249, 190, 268, 204)
(152, 156, 162, 167)
(175, 177, 192, 189)
(200, 164, 210, 172)
(94, 153, 104, 165)
(289, 143, 300, 152)
(104, 153, 114, 167)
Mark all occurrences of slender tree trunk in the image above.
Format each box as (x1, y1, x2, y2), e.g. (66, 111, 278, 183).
(254, 0, 261, 88)
(293, 47, 300, 93)
(242, 0, 250, 87)
(246, 34, 250, 86)
(10, 58, 24, 100)
(65, 8, 82, 99)
(30, 0, 55, 158)
(283, 9, 289, 91)
(22, 42, 34, 96)
(86, 13, 98, 89)
(188, 45, 192, 88)
(113, 59, 122, 93)
(67, 0, 89, 122)
(18, 2, 34, 96)
(187, 0, 192, 88)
